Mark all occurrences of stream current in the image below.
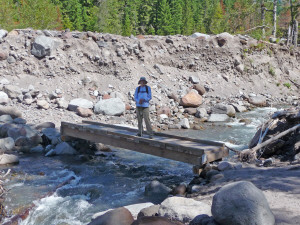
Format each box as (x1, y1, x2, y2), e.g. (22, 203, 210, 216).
(2, 107, 278, 225)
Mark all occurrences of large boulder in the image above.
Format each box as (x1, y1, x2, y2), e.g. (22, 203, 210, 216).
(145, 180, 171, 203)
(88, 207, 134, 225)
(249, 96, 267, 107)
(45, 142, 77, 156)
(132, 216, 184, 225)
(158, 196, 211, 223)
(41, 128, 60, 145)
(7, 124, 42, 147)
(137, 205, 160, 219)
(68, 98, 93, 112)
(94, 98, 125, 116)
(0, 137, 15, 152)
(180, 92, 203, 107)
(212, 104, 236, 117)
(208, 114, 229, 122)
(31, 35, 62, 58)
(0, 91, 9, 105)
(0, 115, 13, 123)
(3, 85, 22, 99)
(0, 154, 19, 165)
(212, 181, 275, 225)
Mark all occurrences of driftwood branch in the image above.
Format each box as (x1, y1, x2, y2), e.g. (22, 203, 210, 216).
(240, 124, 300, 161)
(243, 25, 270, 33)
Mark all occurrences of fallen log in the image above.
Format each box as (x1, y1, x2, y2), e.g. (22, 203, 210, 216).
(240, 124, 300, 162)
(2, 176, 75, 225)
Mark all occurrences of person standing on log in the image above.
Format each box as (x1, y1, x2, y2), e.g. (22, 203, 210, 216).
(134, 77, 154, 139)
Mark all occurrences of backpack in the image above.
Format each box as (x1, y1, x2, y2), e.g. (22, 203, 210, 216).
(138, 85, 149, 94)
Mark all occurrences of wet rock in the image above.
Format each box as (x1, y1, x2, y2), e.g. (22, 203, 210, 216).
(30, 145, 44, 153)
(13, 118, 27, 124)
(212, 181, 275, 225)
(0, 154, 19, 165)
(208, 114, 229, 122)
(249, 96, 267, 107)
(263, 158, 273, 167)
(190, 215, 218, 225)
(94, 143, 112, 152)
(217, 161, 234, 171)
(209, 174, 224, 183)
(94, 98, 125, 116)
(158, 196, 211, 223)
(3, 85, 22, 99)
(88, 207, 134, 225)
(68, 98, 93, 112)
(35, 122, 55, 130)
(76, 107, 93, 117)
(0, 115, 13, 123)
(137, 205, 160, 219)
(180, 92, 203, 107)
(124, 203, 154, 219)
(0, 91, 9, 105)
(171, 183, 187, 196)
(145, 180, 171, 203)
(212, 104, 235, 117)
(133, 216, 184, 225)
(0, 137, 15, 152)
(37, 99, 50, 110)
(41, 128, 60, 145)
(231, 103, 247, 113)
(8, 124, 42, 146)
(206, 170, 220, 180)
(31, 35, 62, 58)
(45, 142, 77, 156)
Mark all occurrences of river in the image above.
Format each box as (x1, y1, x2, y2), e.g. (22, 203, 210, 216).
(2, 107, 278, 225)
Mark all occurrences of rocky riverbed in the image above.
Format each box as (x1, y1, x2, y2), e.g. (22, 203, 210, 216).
(0, 28, 300, 224)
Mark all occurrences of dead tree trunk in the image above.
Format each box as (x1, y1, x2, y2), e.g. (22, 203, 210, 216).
(293, 19, 298, 46)
(272, 0, 278, 37)
(261, 0, 266, 39)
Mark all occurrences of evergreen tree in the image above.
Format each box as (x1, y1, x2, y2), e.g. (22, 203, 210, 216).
(171, 0, 183, 34)
(210, 1, 226, 34)
(182, 0, 194, 35)
(157, 0, 174, 35)
(193, 0, 206, 33)
(122, 6, 132, 36)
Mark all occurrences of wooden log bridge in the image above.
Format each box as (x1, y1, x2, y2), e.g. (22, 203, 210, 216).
(61, 121, 229, 174)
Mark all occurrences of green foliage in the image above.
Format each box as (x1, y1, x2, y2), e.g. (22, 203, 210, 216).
(0, 0, 16, 30)
(269, 65, 275, 76)
(157, 0, 173, 35)
(122, 7, 132, 36)
(283, 83, 291, 89)
(210, 2, 226, 34)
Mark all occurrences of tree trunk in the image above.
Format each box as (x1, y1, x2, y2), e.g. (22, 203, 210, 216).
(261, 0, 266, 39)
(287, 25, 291, 45)
(272, 0, 277, 37)
(293, 20, 298, 46)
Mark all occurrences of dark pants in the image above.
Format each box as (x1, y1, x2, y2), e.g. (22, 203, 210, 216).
(136, 107, 153, 135)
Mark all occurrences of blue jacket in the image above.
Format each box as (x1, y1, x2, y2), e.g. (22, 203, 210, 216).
(134, 85, 152, 107)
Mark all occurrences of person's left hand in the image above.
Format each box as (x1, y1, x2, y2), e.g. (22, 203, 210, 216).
(139, 99, 144, 104)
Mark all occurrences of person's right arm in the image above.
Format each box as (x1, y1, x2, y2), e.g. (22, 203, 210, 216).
(134, 87, 138, 103)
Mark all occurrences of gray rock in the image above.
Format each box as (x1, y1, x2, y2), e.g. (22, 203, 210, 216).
(195, 108, 208, 118)
(7, 56, 16, 64)
(7, 124, 42, 147)
(154, 64, 164, 74)
(236, 64, 244, 73)
(217, 161, 234, 171)
(158, 196, 211, 223)
(137, 205, 160, 219)
(189, 76, 200, 84)
(231, 103, 247, 113)
(190, 215, 218, 225)
(94, 98, 125, 116)
(212, 104, 235, 117)
(0, 78, 10, 85)
(0, 115, 13, 123)
(56, 98, 69, 109)
(190, 33, 210, 39)
(3, 85, 22, 99)
(37, 99, 50, 109)
(208, 114, 229, 122)
(0, 137, 15, 151)
(0, 154, 19, 165)
(0, 29, 8, 39)
(249, 96, 267, 107)
(35, 122, 55, 130)
(31, 35, 62, 58)
(0, 106, 22, 118)
(45, 142, 77, 156)
(180, 118, 190, 129)
(212, 181, 275, 225)
(145, 180, 171, 203)
(42, 128, 60, 144)
(68, 98, 93, 111)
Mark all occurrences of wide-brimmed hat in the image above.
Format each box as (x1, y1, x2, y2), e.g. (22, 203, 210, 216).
(138, 77, 148, 84)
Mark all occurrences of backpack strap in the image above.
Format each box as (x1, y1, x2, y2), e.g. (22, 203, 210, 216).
(137, 86, 149, 94)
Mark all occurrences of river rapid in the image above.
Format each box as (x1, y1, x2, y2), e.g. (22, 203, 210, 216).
(2, 107, 278, 225)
